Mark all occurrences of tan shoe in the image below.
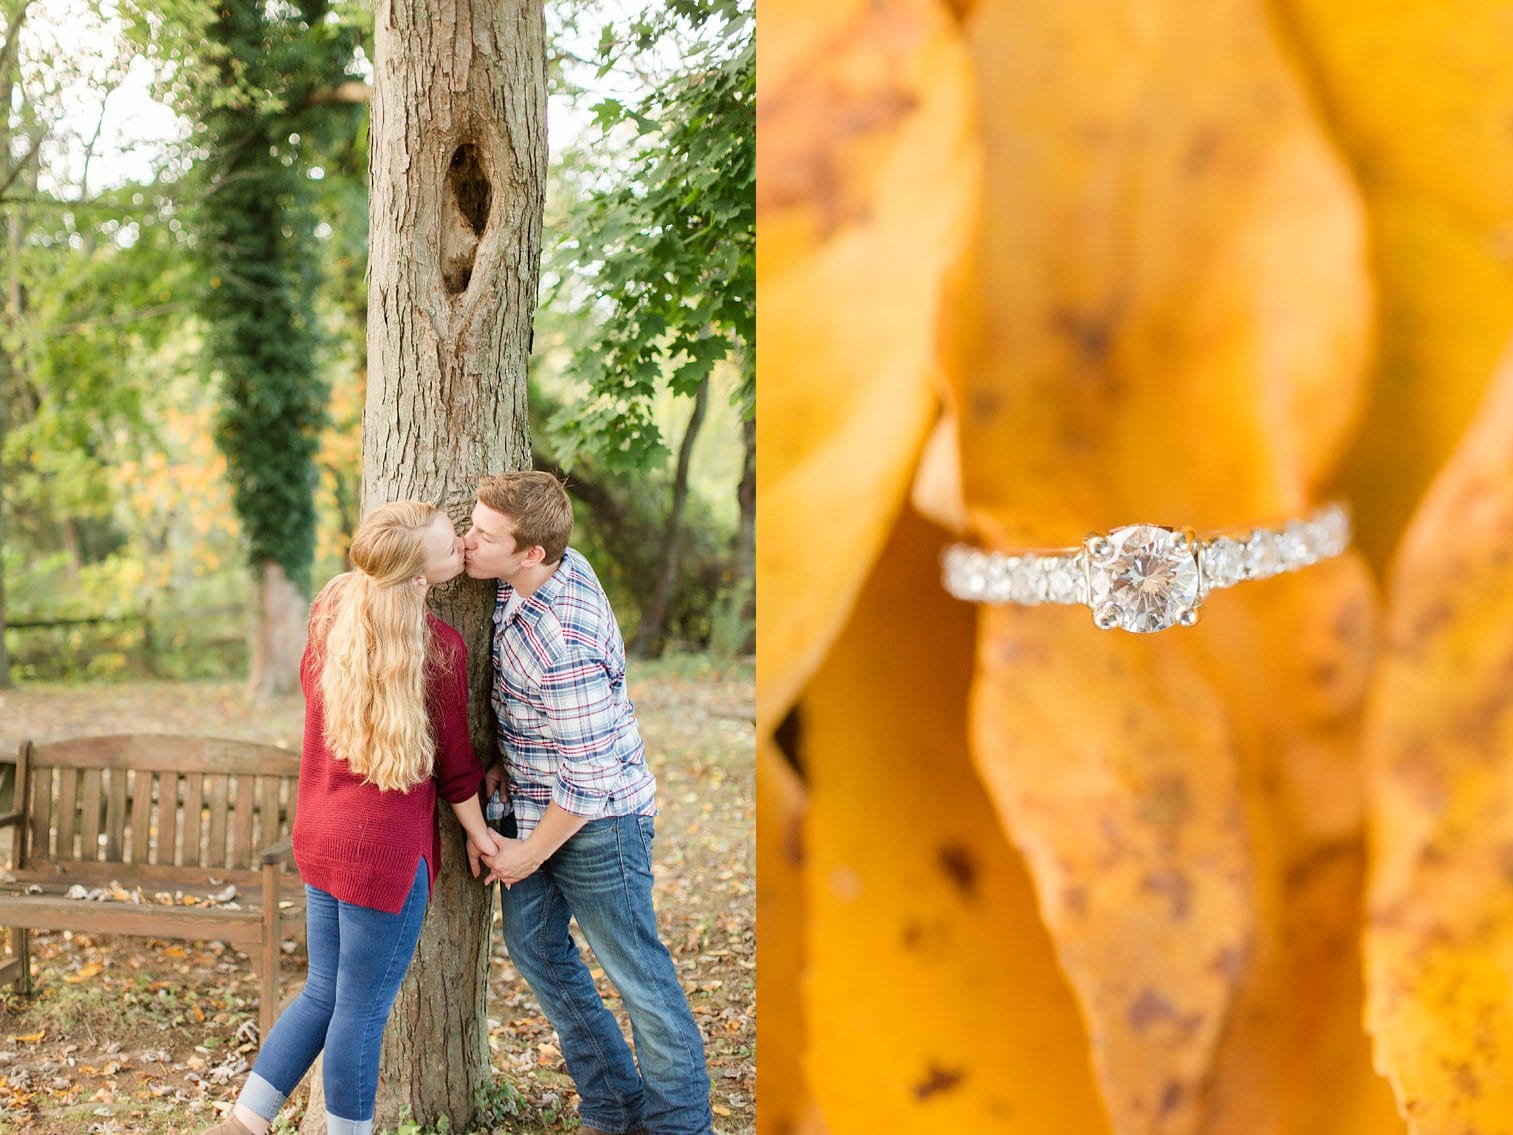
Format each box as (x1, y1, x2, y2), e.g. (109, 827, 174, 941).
(200, 1112, 256, 1135)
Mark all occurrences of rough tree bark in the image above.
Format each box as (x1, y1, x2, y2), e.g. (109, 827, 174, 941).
(733, 410, 755, 654)
(299, 0, 545, 1129)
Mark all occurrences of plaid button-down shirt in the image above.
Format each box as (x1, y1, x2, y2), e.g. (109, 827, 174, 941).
(486, 549, 657, 836)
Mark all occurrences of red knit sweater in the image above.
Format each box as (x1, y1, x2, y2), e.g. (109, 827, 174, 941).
(292, 612, 483, 914)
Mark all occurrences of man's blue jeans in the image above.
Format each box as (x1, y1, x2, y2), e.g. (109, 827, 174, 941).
(237, 860, 429, 1135)
(499, 814, 712, 1135)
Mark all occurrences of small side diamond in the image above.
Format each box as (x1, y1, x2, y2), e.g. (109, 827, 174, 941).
(1008, 558, 1046, 605)
(984, 556, 1017, 602)
(1245, 531, 1283, 579)
(1043, 554, 1085, 604)
(1202, 537, 1247, 590)
(943, 547, 987, 600)
(1318, 505, 1350, 556)
(1276, 523, 1311, 570)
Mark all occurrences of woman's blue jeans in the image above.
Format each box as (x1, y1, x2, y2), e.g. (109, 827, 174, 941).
(237, 859, 429, 1135)
(499, 814, 712, 1135)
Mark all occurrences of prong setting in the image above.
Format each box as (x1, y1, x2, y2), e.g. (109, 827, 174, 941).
(1086, 534, 1115, 564)
(1093, 602, 1121, 630)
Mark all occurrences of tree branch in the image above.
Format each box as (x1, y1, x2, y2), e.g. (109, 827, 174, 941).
(301, 80, 370, 108)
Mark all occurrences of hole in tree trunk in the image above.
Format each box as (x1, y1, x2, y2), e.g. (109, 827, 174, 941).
(441, 144, 491, 295)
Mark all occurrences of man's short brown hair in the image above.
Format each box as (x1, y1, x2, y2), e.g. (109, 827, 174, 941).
(477, 471, 573, 563)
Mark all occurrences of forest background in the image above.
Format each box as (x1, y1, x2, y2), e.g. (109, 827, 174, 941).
(0, 0, 755, 688)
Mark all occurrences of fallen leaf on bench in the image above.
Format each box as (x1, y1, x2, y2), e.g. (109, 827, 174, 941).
(9, 1031, 44, 1044)
(207, 885, 237, 904)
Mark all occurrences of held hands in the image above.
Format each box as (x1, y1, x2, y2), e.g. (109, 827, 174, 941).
(476, 836, 544, 889)
(466, 828, 506, 880)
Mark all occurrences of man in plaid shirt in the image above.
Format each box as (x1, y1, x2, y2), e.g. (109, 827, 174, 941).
(464, 470, 712, 1135)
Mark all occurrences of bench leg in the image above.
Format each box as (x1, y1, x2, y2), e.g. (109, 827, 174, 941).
(260, 862, 281, 1041)
(0, 928, 30, 994)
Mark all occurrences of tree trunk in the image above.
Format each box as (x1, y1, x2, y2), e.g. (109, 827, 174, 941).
(733, 409, 755, 654)
(245, 561, 307, 701)
(0, 209, 15, 690)
(631, 375, 710, 658)
(299, 0, 546, 1130)
(0, 6, 29, 690)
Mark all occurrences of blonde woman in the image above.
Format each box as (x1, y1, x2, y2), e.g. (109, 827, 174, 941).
(203, 501, 500, 1135)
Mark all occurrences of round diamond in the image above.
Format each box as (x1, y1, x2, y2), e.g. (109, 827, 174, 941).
(1086, 525, 1201, 633)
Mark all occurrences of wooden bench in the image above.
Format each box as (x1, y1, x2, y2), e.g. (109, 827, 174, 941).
(0, 735, 304, 1037)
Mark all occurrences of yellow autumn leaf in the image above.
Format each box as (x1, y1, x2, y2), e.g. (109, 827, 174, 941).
(910, 0, 1387, 1130)
(1364, 342, 1513, 1132)
(802, 508, 1109, 1133)
(755, 0, 979, 736)
(1276, 0, 1513, 571)
(756, 736, 814, 1135)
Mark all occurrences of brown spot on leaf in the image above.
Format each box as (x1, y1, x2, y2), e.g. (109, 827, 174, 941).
(1138, 774, 1191, 830)
(913, 1063, 965, 1101)
(756, 2, 926, 239)
(1127, 988, 1203, 1038)
(1141, 868, 1191, 919)
(1448, 1059, 1481, 1099)
(774, 706, 806, 778)
(937, 842, 980, 901)
(1051, 308, 1117, 364)
(901, 918, 923, 950)
(1159, 1080, 1185, 1116)
(1183, 126, 1221, 177)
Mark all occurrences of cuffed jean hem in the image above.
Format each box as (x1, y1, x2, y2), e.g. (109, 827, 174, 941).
(326, 1111, 374, 1135)
(236, 1072, 287, 1121)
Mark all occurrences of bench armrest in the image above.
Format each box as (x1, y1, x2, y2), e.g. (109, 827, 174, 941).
(0, 810, 22, 830)
(260, 834, 294, 866)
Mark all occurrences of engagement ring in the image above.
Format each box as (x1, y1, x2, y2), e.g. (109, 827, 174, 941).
(940, 503, 1351, 633)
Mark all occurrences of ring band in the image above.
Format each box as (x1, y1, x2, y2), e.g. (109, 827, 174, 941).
(940, 502, 1351, 633)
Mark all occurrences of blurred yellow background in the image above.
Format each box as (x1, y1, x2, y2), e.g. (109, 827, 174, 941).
(757, 1, 1513, 1132)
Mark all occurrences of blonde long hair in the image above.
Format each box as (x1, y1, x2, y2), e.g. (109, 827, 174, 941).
(312, 500, 443, 792)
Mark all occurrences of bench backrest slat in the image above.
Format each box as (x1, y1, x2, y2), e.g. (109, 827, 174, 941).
(18, 736, 301, 874)
(79, 768, 104, 860)
(31, 735, 298, 775)
(55, 768, 78, 860)
(232, 773, 256, 864)
(207, 775, 230, 868)
(25, 762, 46, 861)
(130, 768, 154, 863)
(180, 771, 204, 867)
(107, 767, 129, 859)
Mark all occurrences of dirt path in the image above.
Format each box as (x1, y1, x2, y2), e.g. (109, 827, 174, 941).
(0, 658, 754, 1134)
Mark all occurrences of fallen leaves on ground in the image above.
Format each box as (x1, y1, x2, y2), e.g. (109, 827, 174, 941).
(0, 661, 753, 1134)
